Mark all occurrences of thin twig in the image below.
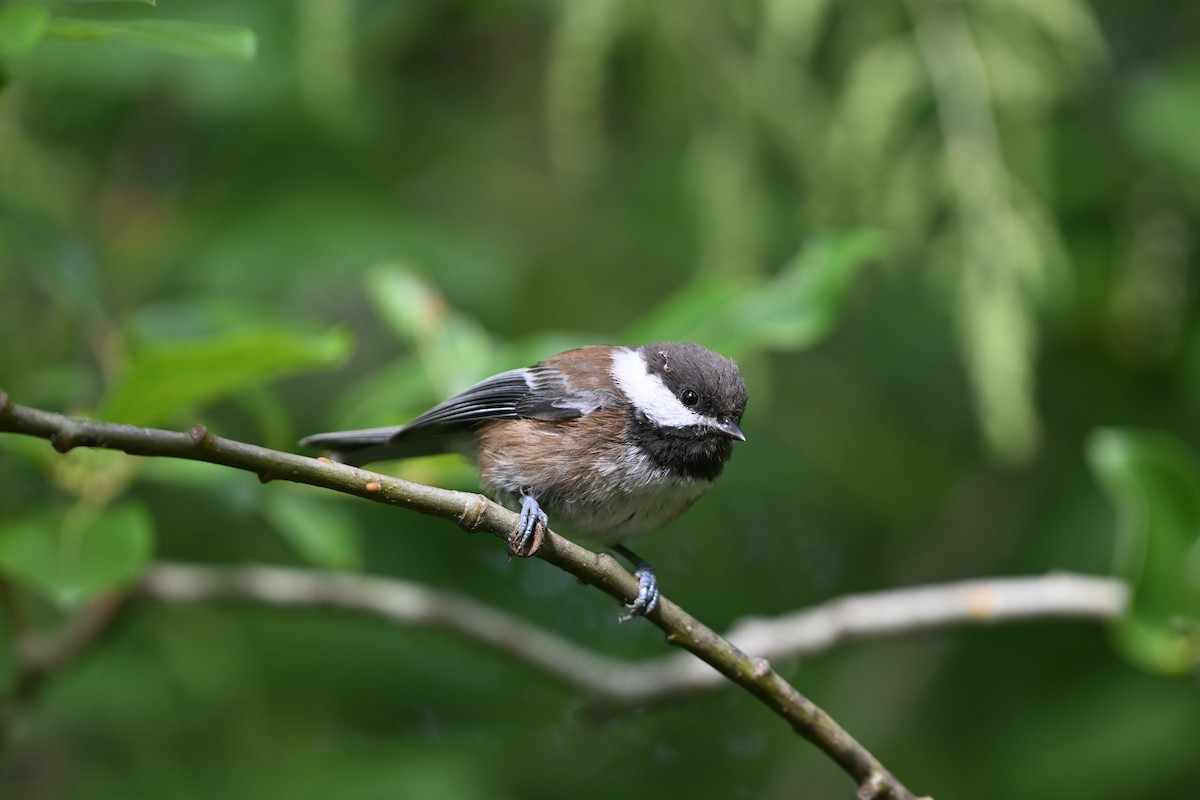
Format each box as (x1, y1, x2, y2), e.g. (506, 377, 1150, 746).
(138, 563, 1127, 712)
(138, 562, 633, 698)
(588, 572, 1128, 710)
(0, 391, 921, 800)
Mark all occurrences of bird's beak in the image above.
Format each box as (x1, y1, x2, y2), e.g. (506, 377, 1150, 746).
(714, 420, 746, 442)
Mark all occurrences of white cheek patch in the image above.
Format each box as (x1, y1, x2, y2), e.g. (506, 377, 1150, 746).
(610, 348, 707, 429)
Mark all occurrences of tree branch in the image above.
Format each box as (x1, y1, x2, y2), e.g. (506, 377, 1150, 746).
(136, 563, 1127, 713)
(0, 391, 921, 800)
(138, 562, 634, 698)
(588, 571, 1128, 710)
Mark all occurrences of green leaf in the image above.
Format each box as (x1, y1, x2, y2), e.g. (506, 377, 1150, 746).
(1088, 428, 1200, 675)
(43, 17, 255, 61)
(101, 327, 353, 426)
(263, 493, 362, 571)
(0, 5, 48, 58)
(364, 264, 498, 396)
(366, 264, 446, 346)
(63, 0, 156, 6)
(627, 230, 882, 358)
(727, 230, 883, 352)
(0, 503, 155, 609)
(1121, 61, 1200, 183)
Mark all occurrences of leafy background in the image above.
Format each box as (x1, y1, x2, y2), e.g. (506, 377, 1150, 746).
(1, 0, 1199, 797)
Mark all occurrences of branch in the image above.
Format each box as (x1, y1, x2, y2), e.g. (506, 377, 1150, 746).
(136, 564, 1126, 713)
(0, 391, 921, 800)
(138, 562, 635, 699)
(590, 572, 1128, 710)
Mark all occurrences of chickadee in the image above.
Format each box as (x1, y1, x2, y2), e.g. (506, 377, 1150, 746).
(300, 342, 747, 619)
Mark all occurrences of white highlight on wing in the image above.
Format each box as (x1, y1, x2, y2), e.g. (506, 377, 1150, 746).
(610, 347, 706, 429)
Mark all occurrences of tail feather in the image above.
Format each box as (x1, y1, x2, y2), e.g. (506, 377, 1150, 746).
(299, 426, 405, 467)
(299, 426, 403, 450)
(299, 424, 473, 466)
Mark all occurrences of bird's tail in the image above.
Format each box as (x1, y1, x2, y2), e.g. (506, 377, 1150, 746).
(298, 426, 406, 467)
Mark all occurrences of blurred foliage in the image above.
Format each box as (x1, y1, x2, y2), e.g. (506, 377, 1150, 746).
(0, 4, 253, 61)
(0, 501, 153, 608)
(1090, 429, 1200, 675)
(99, 325, 351, 426)
(1, 0, 1200, 798)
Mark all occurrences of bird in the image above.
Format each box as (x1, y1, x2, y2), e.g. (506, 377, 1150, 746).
(300, 342, 747, 619)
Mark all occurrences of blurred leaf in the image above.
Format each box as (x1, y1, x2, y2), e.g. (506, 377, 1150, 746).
(43, 17, 256, 61)
(628, 230, 882, 358)
(365, 264, 498, 396)
(546, 0, 624, 186)
(263, 492, 362, 571)
(366, 265, 448, 346)
(1121, 58, 1200, 182)
(0, 5, 48, 58)
(63, 0, 156, 5)
(101, 327, 353, 426)
(1088, 428, 1200, 675)
(138, 457, 262, 509)
(51, 447, 138, 506)
(0, 503, 155, 608)
(329, 358, 436, 431)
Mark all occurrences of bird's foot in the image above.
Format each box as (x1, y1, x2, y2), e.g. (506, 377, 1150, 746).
(509, 493, 547, 558)
(612, 544, 660, 621)
(620, 565, 660, 621)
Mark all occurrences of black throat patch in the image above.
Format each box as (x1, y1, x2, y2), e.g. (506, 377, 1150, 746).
(627, 410, 733, 482)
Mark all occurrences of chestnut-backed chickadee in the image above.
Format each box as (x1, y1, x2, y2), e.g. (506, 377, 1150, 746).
(300, 342, 747, 619)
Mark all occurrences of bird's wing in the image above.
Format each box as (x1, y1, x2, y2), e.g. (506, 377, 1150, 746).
(299, 366, 619, 465)
(397, 368, 532, 427)
(403, 366, 612, 428)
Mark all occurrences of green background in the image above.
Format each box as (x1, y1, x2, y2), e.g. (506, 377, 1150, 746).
(2, 0, 1200, 797)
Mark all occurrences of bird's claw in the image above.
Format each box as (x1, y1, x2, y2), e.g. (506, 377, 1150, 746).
(619, 565, 660, 622)
(510, 494, 547, 558)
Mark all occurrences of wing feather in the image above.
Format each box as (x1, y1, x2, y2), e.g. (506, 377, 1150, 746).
(402, 369, 534, 428)
(300, 362, 620, 466)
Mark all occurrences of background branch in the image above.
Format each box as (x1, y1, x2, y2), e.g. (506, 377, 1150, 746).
(138, 562, 633, 699)
(136, 563, 1127, 713)
(594, 572, 1128, 709)
(0, 391, 921, 800)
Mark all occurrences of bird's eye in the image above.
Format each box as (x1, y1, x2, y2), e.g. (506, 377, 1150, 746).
(680, 389, 699, 407)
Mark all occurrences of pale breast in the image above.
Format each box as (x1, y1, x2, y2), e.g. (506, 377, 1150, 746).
(476, 414, 713, 543)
